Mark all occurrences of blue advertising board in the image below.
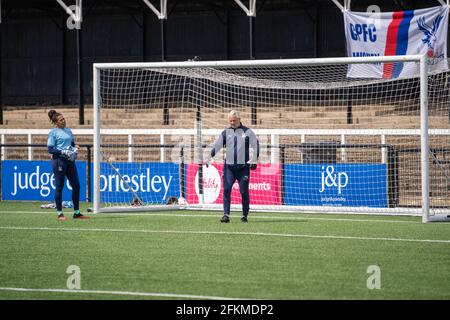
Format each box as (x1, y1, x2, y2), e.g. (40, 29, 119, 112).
(2, 161, 384, 207)
(1, 160, 180, 204)
(283, 164, 387, 207)
(98, 162, 180, 204)
(1, 160, 87, 201)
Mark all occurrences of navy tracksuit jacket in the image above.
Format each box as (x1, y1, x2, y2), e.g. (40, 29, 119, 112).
(210, 124, 259, 217)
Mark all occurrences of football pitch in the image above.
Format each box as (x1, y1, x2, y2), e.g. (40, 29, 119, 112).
(0, 201, 449, 300)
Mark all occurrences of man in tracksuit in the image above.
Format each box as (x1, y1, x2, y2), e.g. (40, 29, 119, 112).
(208, 110, 259, 223)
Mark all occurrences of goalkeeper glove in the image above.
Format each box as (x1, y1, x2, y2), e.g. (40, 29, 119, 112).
(61, 147, 78, 162)
(60, 149, 70, 158)
(69, 147, 78, 162)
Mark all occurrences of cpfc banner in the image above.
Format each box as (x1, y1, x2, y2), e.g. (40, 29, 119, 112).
(344, 5, 449, 78)
(185, 164, 281, 205)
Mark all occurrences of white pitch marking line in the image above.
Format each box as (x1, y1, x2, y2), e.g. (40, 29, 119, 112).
(1, 226, 449, 244)
(0, 287, 244, 300)
(100, 213, 423, 224)
(3, 210, 424, 224)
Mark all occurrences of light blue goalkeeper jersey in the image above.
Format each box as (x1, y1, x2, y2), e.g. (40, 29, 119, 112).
(47, 127, 74, 151)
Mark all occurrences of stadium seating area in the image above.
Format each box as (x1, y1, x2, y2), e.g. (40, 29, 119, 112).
(1, 103, 449, 129)
(1, 104, 448, 159)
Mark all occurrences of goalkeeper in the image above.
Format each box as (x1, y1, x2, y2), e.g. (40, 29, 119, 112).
(207, 110, 259, 223)
(47, 110, 89, 221)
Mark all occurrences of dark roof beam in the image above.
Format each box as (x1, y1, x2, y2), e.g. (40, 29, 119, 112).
(142, 0, 167, 19)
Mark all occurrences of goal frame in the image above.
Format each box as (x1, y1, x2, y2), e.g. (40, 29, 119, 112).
(92, 54, 447, 222)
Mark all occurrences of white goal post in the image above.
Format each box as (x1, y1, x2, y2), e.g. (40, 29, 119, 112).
(93, 54, 450, 222)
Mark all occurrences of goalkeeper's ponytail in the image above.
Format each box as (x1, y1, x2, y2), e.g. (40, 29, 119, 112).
(48, 109, 61, 125)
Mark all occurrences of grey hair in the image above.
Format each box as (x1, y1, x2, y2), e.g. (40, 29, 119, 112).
(228, 110, 241, 119)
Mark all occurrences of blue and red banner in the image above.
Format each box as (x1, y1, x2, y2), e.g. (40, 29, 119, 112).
(344, 5, 448, 78)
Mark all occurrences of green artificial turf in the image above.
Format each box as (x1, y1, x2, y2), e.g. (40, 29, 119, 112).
(0, 201, 449, 300)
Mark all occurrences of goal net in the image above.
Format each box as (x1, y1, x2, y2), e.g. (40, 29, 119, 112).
(93, 55, 450, 222)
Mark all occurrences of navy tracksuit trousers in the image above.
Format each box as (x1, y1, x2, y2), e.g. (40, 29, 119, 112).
(51, 157, 80, 212)
(223, 164, 250, 217)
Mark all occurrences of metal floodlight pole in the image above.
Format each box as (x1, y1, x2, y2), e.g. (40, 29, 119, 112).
(249, 13, 255, 60)
(76, 0, 84, 125)
(142, 0, 167, 61)
(234, 0, 257, 59)
(142, 0, 169, 125)
(161, 0, 167, 62)
(161, 16, 167, 62)
(234, 1, 258, 124)
(76, 10, 84, 125)
(0, 0, 3, 125)
(56, 0, 84, 125)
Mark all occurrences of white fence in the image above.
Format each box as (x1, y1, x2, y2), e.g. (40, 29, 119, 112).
(1, 128, 449, 163)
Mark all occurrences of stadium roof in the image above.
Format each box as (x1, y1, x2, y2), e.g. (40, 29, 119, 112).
(1, 0, 448, 25)
(1, 0, 448, 14)
(0, 0, 447, 124)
